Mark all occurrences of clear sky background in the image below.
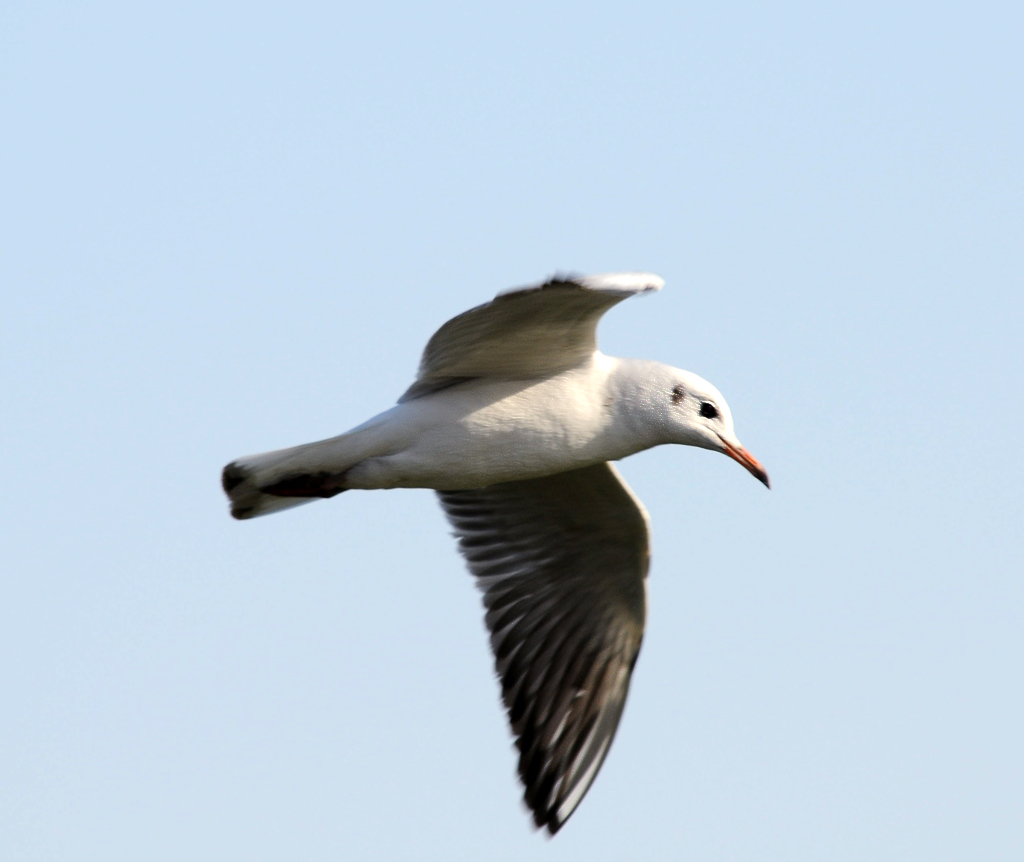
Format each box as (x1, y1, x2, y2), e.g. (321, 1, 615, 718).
(2, 2, 1022, 860)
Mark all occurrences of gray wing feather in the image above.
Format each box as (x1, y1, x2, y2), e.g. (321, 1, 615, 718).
(400, 272, 662, 402)
(437, 462, 650, 833)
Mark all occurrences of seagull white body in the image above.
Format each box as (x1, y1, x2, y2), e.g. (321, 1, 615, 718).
(222, 272, 768, 832)
(232, 355, 733, 497)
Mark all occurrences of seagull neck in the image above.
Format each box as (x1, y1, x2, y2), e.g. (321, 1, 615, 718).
(605, 358, 676, 450)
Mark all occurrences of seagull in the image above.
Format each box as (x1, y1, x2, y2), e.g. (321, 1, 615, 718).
(222, 272, 769, 834)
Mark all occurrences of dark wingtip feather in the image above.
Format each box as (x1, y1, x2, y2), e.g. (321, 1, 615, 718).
(221, 462, 248, 493)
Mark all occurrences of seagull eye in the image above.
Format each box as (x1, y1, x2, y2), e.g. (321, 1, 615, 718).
(699, 402, 719, 420)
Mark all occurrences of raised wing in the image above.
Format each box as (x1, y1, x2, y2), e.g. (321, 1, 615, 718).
(399, 272, 663, 401)
(437, 462, 650, 834)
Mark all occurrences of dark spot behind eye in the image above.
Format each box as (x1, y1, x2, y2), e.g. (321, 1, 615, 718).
(671, 385, 685, 404)
(699, 401, 719, 419)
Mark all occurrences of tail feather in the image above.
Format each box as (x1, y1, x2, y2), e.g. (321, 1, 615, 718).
(220, 460, 311, 519)
(221, 434, 361, 520)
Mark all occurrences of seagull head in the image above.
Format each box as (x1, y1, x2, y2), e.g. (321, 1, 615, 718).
(652, 367, 770, 488)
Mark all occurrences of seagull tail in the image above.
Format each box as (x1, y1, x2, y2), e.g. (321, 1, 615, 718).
(221, 434, 360, 520)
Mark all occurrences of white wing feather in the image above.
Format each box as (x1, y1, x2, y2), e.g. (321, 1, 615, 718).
(400, 272, 662, 401)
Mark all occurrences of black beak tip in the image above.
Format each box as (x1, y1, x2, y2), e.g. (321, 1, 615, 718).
(749, 464, 771, 489)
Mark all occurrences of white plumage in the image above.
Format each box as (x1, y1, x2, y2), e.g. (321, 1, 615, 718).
(222, 272, 768, 833)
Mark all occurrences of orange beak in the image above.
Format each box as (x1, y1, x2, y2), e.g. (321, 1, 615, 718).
(719, 437, 770, 488)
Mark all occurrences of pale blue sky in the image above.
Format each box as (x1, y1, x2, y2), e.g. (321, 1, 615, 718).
(2, 2, 1022, 860)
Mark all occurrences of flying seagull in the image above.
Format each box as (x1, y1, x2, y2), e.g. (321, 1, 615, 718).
(222, 272, 769, 834)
